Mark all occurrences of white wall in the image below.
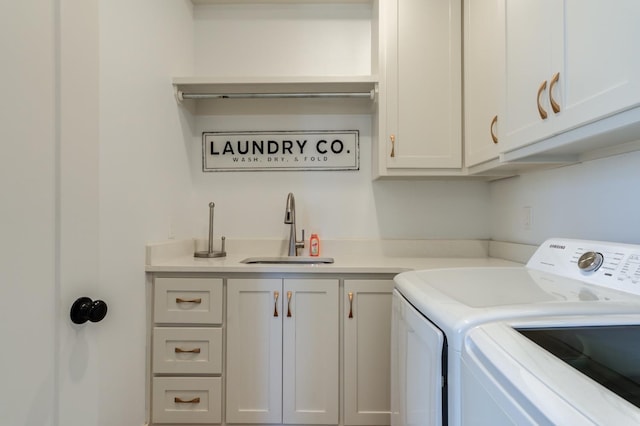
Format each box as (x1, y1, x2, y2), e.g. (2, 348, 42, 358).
(187, 113, 492, 242)
(490, 150, 640, 246)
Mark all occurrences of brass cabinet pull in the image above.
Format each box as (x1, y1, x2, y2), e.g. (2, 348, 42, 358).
(274, 291, 279, 317)
(549, 72, 561, 114)
(390, 135, 396, 158)
(490, 115, 498, 144)
(537, 80, 548, 119)
(175, 347, 201, 354)
(286, 291, 292, 318)
(348, 292, 354, 318)
(176, 297, 202, 304)
(175, 397, 200, 404)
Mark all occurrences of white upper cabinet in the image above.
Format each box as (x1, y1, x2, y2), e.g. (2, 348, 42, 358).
(463, 0, 505, 168)
(375, 0, 462, 177)
(502, 0, 640, 159)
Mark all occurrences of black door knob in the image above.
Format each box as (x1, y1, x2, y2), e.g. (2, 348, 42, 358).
(70, 297, 108, 324)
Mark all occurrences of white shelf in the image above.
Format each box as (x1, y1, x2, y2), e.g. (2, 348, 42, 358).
(173, 76, 377, 98)
(172, 76, 378, 114)
(192, 0, 372, 4)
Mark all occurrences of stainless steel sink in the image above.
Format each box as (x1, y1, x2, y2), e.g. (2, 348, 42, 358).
(240, 256, 334, 264)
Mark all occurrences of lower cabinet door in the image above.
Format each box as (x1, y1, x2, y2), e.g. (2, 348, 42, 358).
(344, 280, 393, 425)
(152, 377, 222, 424)
(283, 279, 339, 425)
(226, 279, 283, 424)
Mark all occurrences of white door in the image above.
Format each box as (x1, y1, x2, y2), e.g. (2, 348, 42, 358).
(2, 1, 104, 425)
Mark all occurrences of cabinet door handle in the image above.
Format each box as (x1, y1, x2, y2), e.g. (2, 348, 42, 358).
(174, 397, 200, 404)
(348, 292, 354, 318)
(286, 291, 292, 317)
(537, 80, 548, 119)
(176, 297, 202, 304)
(549, 72, 561, 114)
(490, 115, 498, 144)
(390, 134, 396, 158)
(274, 291, 280, 317)
(175, 347, 201, 354)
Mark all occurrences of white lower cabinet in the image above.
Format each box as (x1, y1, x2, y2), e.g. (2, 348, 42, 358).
(344, 280, 394, 425)
(150, 275, 394, 426)
(226, 278, 339, 425)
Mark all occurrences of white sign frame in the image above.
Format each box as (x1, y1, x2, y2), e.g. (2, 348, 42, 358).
(202, 130, 359, 172)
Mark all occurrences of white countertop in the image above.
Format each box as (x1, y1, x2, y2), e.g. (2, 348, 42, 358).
(146, 239, 532, 274)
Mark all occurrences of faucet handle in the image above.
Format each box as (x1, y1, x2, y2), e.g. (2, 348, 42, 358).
(296, 229, 305, 249)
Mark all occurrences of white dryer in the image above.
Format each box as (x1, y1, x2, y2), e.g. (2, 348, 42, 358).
(392, 238, 640, 426)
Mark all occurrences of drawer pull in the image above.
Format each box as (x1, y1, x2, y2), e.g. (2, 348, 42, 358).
(549, 72, 561, 114)
(274, 291, 280, 317)
(348, 292, 354, 318)
(174, 397, 201, 404)
(175, 347, 201, 354)
(537, 80, 548, 119)
(176, 298, 202, 304)
(287, 291, 292, 318)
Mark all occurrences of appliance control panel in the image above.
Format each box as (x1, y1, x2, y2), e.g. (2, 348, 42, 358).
(527, 238, 640, 295)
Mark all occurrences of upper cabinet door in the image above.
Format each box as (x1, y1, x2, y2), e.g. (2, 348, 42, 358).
(377, 0, 462, 176)
(560, 0, 640, 131)
(464, 0, 505, 167)
(503, 0, 640, 154)
(502, 0, 563, 150)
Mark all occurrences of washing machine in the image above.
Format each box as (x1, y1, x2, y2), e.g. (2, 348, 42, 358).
(391, 238, 640, 426)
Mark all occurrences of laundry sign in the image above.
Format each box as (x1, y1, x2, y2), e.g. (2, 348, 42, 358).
(202, 130, 359, 171)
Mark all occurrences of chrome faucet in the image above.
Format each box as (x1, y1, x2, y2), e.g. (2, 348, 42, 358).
(284, 192, 305, 256)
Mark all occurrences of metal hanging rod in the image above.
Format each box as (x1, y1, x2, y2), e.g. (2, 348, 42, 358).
(176, 89, 376, 102)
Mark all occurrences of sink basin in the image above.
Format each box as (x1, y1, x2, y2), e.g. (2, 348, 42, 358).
(240, 256, 334, 264)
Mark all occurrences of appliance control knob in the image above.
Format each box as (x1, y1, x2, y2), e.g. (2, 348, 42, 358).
(578, 251, 604, 272)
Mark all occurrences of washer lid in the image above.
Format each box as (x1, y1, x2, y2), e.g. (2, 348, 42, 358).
(394, 266, 640, 345)
(463, 316, 640, 425)
(419, 268, 557, 308)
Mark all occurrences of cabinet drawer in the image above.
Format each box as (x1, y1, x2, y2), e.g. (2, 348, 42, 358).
(153, 327, 222, 374)
(154, 278, 223, 324)
(152, 377, 222, 424)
